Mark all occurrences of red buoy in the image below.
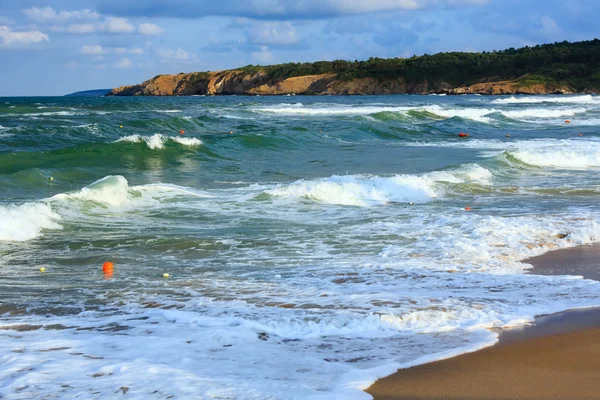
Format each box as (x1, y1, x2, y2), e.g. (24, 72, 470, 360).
(102, 261, 114, 274)
(459, 132, 469, 138)
(179, 130, 185, 135)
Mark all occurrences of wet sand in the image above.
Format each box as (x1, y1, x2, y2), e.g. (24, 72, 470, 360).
(366, 245, 600, 400)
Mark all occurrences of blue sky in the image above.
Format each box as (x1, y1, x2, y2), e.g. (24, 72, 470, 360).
(0, 0, 598, 95)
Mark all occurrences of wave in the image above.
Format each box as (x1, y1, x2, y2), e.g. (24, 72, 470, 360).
(252, 102, 598, 125)
(0, 202, 62, 241)
(253, 104, 412, 116)
(492, 95, 599, 105)
(49, 175, 210, 209)
(267, 165, 492, 206)
(500, 107, 587, 120)
(115, 134, 202, 150)
(508, 143, 600, 168)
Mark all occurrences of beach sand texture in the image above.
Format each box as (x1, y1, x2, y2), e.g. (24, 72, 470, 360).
(366, 245, 600, 400)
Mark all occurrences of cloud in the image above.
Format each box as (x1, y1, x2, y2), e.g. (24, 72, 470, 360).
(23, 7, 100, 24)
(103, 17, 135, 33)
(114, 57, 132, 68)
(96, 0, 489, 20)
(82, 45, 145, 56)
(251, 45, 274, 64)
(0, 25, 49, 47)
(52, 24, 96, 34)
(80, 45, 105, 55)
(156, 47, 196, 63)
(139, 23, 165, 36)
(244, 21, 300, 45)
(534, 15, 564, 41)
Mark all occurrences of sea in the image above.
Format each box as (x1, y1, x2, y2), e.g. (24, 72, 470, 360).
(1, 94, 599, 399)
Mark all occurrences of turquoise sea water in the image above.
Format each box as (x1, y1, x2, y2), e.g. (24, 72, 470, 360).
(1, 95, 600, 399)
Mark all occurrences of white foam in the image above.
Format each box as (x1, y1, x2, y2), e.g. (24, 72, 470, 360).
(492, 95, 598, 104)
(0, 202, 62, 241)
(254, 104, 412, 116)
(49, 176, 211, 209)
(501, 107, 587, 120)
(253, 103, 500, 123)
(509, 142, 600, 168)
(422, 105, 495, 123)
(267, 165, 492, 206)
(116, 134, 202, 149)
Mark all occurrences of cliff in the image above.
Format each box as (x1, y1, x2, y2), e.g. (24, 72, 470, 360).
(108, 39, 600, 96)
(107, 72, 577, 96)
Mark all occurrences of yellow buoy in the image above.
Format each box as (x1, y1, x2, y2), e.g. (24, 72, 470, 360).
(39, 267, 47, 272)
(506, 134, 510, 137)
(162, 273, 170, 278)
(119, 125, 123, 129)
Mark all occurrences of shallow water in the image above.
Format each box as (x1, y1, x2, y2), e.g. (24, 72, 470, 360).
(1, 94, 600, 399)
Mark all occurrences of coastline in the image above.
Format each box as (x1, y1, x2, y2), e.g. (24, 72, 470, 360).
(365, 245, 600, 400)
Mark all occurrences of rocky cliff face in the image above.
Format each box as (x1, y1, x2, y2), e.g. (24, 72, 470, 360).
(107, 71, 577, 96)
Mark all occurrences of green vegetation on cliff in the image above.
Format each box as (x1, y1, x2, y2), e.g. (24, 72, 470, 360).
(239, 39, 600, 91)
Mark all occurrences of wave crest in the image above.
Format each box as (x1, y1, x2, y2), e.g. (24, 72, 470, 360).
(0, 203, 62, 241)
(115, 134, 202, 150)
(267, 165, 492, 206)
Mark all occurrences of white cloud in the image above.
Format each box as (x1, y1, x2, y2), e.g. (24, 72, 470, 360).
(130, 47, 145, 55)
(251, 45, 274, 64)
(139, 23, 165, 36)
(245, 21, 299, 45)
(80, 45, 105, 55)
(0, 25, 49, 47)
(52, 24, 96, 34)
(536, 15, 564, 40)
(23, 7, 100, 24)
(156, 47, 195, 62)
(114, 47, 127, 54)
(114, 57, 132, 68)
(103, 17, 134, 33)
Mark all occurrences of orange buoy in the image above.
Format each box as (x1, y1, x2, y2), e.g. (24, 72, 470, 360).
(465, 207, 472, 211)
(565, 120, 571, 124)
(579, 134, 583, 137)
(458, 132, 469, 138)
(102, 261, 114, 274)
(179, 130, 185, 135)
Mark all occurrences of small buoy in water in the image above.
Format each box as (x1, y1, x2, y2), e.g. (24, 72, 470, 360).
(102, 261, 114, 274)
(458, 132, 468, 138)
(565, 120, 571, 124)
(465, 206, 472, 211)
(579, 134, 583, 136)
(48, 177, 54, 181)
(506, 134, 511, 137)
(319, 130, 323, 133)
(408, 202, 415, 206)
(39, 267, 47, 272)
(229, 131, 233, 134)
(162, 273, 170, 278)
(119, 125, 123, 129)
(179, 130, 185, 135)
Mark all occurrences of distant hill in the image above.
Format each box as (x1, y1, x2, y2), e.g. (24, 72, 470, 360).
(108, 39, 600, 96)
(65, 89, 111, 97)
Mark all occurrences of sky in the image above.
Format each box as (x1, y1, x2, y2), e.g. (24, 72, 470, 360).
(0, 0, 598, 96)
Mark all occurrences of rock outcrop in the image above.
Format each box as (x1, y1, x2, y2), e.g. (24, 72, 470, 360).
(107, 71, 578, 97)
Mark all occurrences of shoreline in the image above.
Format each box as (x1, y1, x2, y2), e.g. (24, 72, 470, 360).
(365, 245, 600, 400)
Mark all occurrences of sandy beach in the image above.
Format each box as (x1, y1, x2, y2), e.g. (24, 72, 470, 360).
(366, 245, 600, 400)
